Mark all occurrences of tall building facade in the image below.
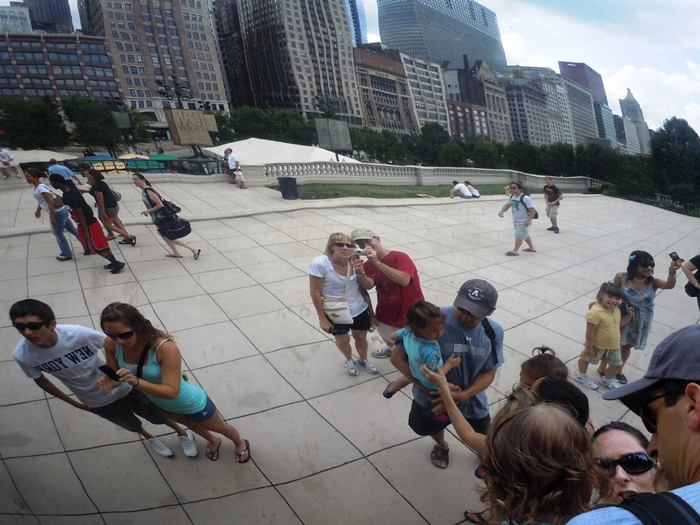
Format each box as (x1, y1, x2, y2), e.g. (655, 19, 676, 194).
(213, 0, 253, 107)
(79, 0, 229, 121)
(0, 33, 120, 100)
(502, 79, 550, 146)
(619, 88, 651, 155)
(377, 0, 507, 71)
(353, 44, 418, 134)
(344, 0, 367, 47)
(442, 65, 489, 140)
(400, 52, 449, 131)
(0, 4, 32, 33)
(614, 114, 641, 155)
(560, 75, 598, 146)
(473, 60, 511, 143)
(237, 0, 363, 124)
(558, 61, 607, 105)
(593, 102, 617, 148)
(24, 0, 74, 33)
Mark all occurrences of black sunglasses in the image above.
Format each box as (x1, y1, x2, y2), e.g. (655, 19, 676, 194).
(640, 262, 655, 268)
(333, 243, 354, 248)
(13, 321, 47, 332)
(595, 452, 656, 475)
(640, 392, 669, 433)
(104, 329, 135, 340)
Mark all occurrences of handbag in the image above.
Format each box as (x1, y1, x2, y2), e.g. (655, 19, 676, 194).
(146, 188, 181, 216)
(111, 188, 122, 202)
(321, 261, 354, 325)
(161, 217, 191, 240)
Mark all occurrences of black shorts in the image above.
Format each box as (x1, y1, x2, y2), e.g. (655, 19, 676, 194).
(90, 388, 167, 433)
(408, 399, 491, 436)
(328, 308, 371, 335)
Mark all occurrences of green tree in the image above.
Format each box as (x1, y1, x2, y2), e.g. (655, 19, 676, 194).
(63, 97, 122, 154)
(417, 123, 450, 166)
(127, 110, 150, 143)
(214, 111, 236, 143)
(504, 141, 541, 173)
(0, 97, 69, 149)
(650, 117, 700, 186)
(466, 138, 503, 168)
(541, 143, 576, 176)
(668, 183, 698, 205)
(439, 139, 467, 166)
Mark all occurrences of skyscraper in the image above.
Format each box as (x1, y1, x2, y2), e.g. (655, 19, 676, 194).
(400, 52, 449, 132)
(560, 75, 598, 146)
(619, 88, 651, 155)
(237, 0, 363, 124)
(344, 0, 367, 47)
(24, 0, 74, 33)
(79, 0, 229, 119)
(0, 4, 32, 33)
(377, 0, 507, 71)
(501, 78, 550, 146)
(558, 61, 607, 105)
(213, 0, 253, 107)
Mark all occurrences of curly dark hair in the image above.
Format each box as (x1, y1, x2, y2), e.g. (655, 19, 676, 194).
(482, 390, 593, 525)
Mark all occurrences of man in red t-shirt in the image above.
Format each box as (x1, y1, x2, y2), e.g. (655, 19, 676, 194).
(351, 228, 424, 358)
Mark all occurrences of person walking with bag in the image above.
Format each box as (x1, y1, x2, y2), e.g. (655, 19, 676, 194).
(132, 173, 200, 260)
(309, 233, 377, 377)
(82, 168, 135, 246)
(498, 181, 537, 256)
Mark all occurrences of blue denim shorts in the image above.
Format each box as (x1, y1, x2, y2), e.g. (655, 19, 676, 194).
(187, 396, 217, 422)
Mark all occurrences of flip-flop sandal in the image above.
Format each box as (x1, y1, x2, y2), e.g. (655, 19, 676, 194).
(430, 445, 449, 469)
(236, 439, 251, 463)
(165, 254, 183, 258)
(194, 249, 201, 260)
(464, 510, 488, 524)
(523, 248, 537, 252)
(505, 251, 519, 256)
(205, 438, 221, 461)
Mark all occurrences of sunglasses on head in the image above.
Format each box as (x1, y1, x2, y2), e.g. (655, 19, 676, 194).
(13, 321, 47, 332)
(595, 452, 656, 475)
(104, 329, 135, 340)
(333, 242, 354, 248)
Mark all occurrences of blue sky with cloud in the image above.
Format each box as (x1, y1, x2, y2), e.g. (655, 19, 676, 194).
(362, 0, 700, 132)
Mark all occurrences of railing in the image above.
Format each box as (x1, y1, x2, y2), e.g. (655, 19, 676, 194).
(263, 161, 600, 191)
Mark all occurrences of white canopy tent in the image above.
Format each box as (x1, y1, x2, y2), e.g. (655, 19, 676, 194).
(204, 138, 358, 164)
(11, 149, 77, 163)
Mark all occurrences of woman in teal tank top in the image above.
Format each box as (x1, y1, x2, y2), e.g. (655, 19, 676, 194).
(100, 302, 250, 463)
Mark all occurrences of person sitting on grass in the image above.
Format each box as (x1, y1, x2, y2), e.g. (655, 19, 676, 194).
(575, 283, 633, 391)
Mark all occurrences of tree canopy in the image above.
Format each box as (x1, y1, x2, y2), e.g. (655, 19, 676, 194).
(0, 97, 68, 149)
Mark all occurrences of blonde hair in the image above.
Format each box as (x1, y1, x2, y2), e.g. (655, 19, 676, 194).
(482, 391, 593, 525)
(324, 232, 353, 257)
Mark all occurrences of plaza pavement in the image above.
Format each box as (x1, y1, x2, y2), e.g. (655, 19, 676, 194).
(1, 179, 699, 525)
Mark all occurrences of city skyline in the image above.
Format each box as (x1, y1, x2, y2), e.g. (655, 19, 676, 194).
(0, 0, 697, 134)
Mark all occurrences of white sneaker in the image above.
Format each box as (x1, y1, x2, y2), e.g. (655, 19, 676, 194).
(601, 376, 622, 390)
(574, 372, 599, 390)
(355, 358, 378, 374)
(372, 347, 392, 359)
(147, 437, 174, 457)
(177, 430, 198, 458)
(344, 359, 359, 376)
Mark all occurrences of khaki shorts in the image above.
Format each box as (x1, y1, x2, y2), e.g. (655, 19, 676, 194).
(582, 347, 623, 367)
(546, 204, 559, 218)
(514, 222, 529, 240)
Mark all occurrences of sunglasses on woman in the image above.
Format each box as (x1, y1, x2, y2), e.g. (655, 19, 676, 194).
(333, 243, 354, 248)
(104, 329, 135, 340)
(640, 261, 655, 268)
(595, 452, 656, 475)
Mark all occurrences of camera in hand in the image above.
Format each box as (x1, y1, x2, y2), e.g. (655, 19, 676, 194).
(669, 252, 680, 261)
(354, 248, 365, 257)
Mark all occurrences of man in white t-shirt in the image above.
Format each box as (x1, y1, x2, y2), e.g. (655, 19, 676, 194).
(10, 299, 198, 458)
(450, 180, 474, 199)
(0, 147, 20, 179)
(223, 147, 247, 189)
(498, 181, 537, 256)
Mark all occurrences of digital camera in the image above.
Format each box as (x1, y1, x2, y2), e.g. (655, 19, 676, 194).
(354, 248, 365, 257)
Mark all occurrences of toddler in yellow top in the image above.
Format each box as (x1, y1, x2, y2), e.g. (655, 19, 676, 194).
(574, 282, 632, 391)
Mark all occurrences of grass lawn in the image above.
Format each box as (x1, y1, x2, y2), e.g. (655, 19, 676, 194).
(271, 183, 509, 199)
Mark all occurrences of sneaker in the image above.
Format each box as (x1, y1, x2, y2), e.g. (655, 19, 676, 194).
(55, 255, 72, 261)
(616, 373, 628, 385)
(355, 358, 378, 374)
(554, 227, 560, 234)
(574, 372, 599, 390)
(83, 249, 92, 256)
(372, 347, 392, 359)
(344, 358, 359, 376)
(601, 376, 622, 390)
(103, 262, 114, 269)
(109, 261, 125, 274)
(177, 430, 198, 458)
(546, 226, 556, 231)
(147, 437, 174, 457)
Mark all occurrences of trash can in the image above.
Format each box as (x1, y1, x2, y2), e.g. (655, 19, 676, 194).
(277, 177, 299, 200)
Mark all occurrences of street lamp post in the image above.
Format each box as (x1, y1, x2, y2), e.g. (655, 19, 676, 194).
(156, 74, 191, 109)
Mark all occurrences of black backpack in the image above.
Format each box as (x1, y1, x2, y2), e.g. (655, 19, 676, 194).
(519, 194, 539, 219)
(481, 317, 498, 366)
(618, 491, 700, 525)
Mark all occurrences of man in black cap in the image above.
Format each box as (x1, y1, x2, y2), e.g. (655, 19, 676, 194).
(391, 278, 504, 469)
(569, 324, 700, 524)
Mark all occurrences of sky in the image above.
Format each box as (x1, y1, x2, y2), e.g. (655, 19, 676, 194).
(3, 0, 698, 132)
(362, 0, 700, 132)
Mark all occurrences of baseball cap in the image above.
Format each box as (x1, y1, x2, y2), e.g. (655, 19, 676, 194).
(454, 279, 498, 318)
(603, 324, 700, 413)
(351, 228, 375, 242)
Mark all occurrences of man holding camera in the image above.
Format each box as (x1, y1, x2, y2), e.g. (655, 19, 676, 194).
(351, 229, 423, 358)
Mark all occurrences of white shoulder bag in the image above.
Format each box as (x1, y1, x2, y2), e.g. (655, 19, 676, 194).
(322, 261, 354, 325)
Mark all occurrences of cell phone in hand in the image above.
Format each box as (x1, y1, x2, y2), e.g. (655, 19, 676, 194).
(98, 365, 120, 381)
(669, 252, 680, 261)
